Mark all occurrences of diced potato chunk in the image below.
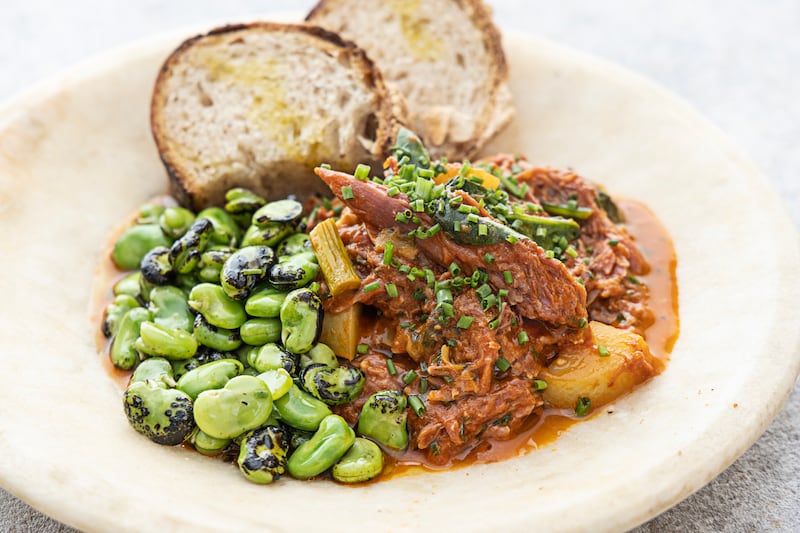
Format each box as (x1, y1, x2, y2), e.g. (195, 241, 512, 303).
(540, 321, 663, 410)
(319, 304, 361, 360)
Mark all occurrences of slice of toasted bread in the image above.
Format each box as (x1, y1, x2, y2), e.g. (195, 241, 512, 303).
(151, 22, 407, 209)
(307, 0, 514, 161)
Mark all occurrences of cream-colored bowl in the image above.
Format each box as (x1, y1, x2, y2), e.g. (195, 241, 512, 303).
(0, 20, 798, 532)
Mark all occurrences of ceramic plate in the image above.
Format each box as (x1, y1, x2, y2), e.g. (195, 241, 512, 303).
(0, 16, 798, 533)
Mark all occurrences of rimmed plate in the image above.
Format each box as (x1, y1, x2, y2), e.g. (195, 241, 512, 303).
(0, 18, 798, 533)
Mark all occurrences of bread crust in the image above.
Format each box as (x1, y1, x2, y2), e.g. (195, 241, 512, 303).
(151, 22, 407, 209)
(307, 0, 513, 160)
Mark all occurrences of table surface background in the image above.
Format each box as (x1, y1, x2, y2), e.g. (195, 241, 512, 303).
(1, 1, 797, 531)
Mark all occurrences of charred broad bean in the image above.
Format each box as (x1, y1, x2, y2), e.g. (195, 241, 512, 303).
(123, 380, 194, 445)
(220, 245, 275, 300)
(276, 233, 312, 256)
(247, 343, 297, 374)
(197, 247, 234, 284)
(280, 288, 323, 354)
(237, 425, 290, 484)
(169, 218, 213, 274)
(357, 390, 409, 450)
(268, 252, 319, 291)
(301, 343, 339, 369)
(302, 364, 365, 406)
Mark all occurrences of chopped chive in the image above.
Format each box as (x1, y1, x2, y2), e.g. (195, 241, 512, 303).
(438, 303, 455, 318)
(419, 377, 428, 393)
(467, 213, 479, 224)
(533, 379, 548, 391)
(518, 331, 529, 345)
(503, 271, 513, 284)
(483, 252, 495, 264)
(395, 212, 410, 223)
(412, 199, 425, 212)
(575, 397, 591, 417)
(627, 275, 640, 284)
(598, 344, 609, 357)
(456, 316, 474, 329)
(545, 250, 555, 259)
(458, 204, 473, 214)
(506, 234, 519, 244)
(382, 241, 395, 265)
(481, 294, 497, 311)
(578, 318, 588, 330)
(449, 262, 461, 276)
(387, 186, 400, 197)
(565, 246, 578, 258)
(386, 359, 397, 376)
(362, 281, 381, 293)
(399, 322, 413, 328)
(356, 343, 369, 355)
(427, 223, 441, 236)
(478, 223, 488, 236)
(354, 163, 371, 180)
(425, 268, 435, 286)
(489, 318, 500, 330)
(476, 284, 492, 298)
(497, 288, 509, 297)
(409, 395, 426, 417)
(608, 239, 619, 246)
(341, 186, 354, 200)
(402, 370, 418, 385)
(494, 357, 511, 372)
(385, 283, 399, 298)
(320, 163, 332, 170)
(453, 220, 462, 232)
(321, 197, 333, 210)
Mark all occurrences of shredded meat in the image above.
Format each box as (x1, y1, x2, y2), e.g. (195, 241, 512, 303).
(315, 157, 657, 463)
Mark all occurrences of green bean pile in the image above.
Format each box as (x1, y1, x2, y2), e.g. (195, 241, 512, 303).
(102, 189, 405, 484)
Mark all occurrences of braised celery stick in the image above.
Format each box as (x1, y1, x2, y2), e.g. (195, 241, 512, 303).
(309, 218, 361, 297)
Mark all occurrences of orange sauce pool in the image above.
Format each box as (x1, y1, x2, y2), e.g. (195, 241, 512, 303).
(91, 197, 678, 478)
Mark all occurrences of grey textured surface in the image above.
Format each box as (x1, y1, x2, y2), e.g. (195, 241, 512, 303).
(0, 1, 797, 531)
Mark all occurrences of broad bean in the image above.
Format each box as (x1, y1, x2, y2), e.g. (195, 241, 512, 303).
(188, 427, 230, 456)
(241, 223, 293, 248)
(110, 307, 151, 370)
(240, 318, 281, 346)
(332, 437, 384, 483)
(112, 271, 142, 298)
(300, 343, 339, 370)
(273, 384, 331, 432)
(135, 321, 198, 360)
(286, 414, 355, 480)
(130, 357, 175, 388)
(193, 314, 241, 351)
(102, 294, 140, 338)
(148, 285, 193, 332)
(159, 206, 196, 239)
(276, 233, 312, 257)
(256, 368, 293, 400)
(247, 343, 297, 374)
(112, 224, 170, 270)
(244, 285, 287, 318)
(193, 375, 273, 439)
(188, 283, 246, 329)
(177, 358, 244, 400)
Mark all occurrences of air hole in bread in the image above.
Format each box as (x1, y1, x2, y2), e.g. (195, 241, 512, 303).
(455, 53, 465, 68)
(363, 112, 379, 143)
